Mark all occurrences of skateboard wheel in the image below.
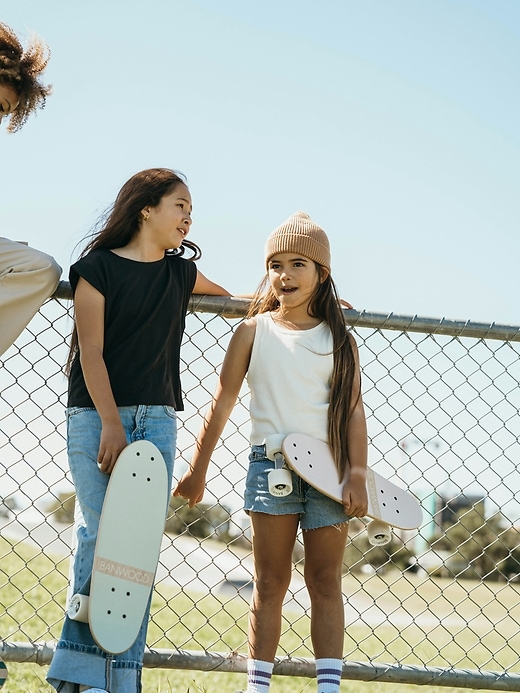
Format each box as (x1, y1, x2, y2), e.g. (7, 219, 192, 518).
(268, 468, 293, 497)
(367, 520, 392, 546)
(67, 593, 89, 622)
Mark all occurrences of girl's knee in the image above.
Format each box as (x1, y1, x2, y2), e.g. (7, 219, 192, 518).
(254, 571, 291, 601)
(304, 566, 343, 599)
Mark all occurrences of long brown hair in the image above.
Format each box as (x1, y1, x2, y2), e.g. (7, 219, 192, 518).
(0, 22, 51, 132)
(66, 168, 200, 374)
(247, 265, 359, 480)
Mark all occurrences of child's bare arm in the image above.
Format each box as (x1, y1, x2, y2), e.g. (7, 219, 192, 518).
(173, 319, 256, 507)
(342, 337, 368, 517)
(75, 277, 127, 473)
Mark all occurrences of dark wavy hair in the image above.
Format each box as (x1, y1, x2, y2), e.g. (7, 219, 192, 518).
(66, 168, 199, 374)
(0, 22, 52, 132)
(247, 266, 360, 480)
(76, 168, 200, 259)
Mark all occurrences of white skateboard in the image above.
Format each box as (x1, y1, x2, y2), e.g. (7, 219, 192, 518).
(266, 433, 422, 545)
(67, 440, 169, 654)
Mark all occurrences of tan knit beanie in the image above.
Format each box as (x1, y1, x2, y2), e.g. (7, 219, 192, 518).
(264, 211, 331, 271)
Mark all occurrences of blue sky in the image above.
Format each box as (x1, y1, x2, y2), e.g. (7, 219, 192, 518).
(3, 0, 519, 325)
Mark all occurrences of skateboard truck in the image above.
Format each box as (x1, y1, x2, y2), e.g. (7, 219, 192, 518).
(265, 435, 293, 497)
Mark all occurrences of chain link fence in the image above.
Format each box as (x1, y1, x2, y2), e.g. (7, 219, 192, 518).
(1, 286, 520, 689)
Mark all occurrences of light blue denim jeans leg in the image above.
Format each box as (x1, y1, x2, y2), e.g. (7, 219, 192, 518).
(47, 405, 177, 693)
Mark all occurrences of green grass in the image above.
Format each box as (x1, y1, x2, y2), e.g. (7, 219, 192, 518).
(1, 536, 520, 692)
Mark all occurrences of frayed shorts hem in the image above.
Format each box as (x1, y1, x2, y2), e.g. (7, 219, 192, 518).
(243, 506, 350, 531)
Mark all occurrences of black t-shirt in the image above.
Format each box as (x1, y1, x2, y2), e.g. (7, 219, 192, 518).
(67, 248, 197, 410)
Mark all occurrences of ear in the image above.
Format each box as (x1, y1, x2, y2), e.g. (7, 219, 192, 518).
(141, 207, 150, 221)
(318, 266, 329, 283)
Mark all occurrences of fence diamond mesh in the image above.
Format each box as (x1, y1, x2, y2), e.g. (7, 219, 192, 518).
(1, 287, 519, 689)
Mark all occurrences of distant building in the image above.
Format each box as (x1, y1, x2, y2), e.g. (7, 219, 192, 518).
(437, 492, 486, 529)
(410, 489, 485, 555)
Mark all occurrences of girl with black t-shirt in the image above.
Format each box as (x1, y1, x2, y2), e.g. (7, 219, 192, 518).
(47, 168, 231, 693)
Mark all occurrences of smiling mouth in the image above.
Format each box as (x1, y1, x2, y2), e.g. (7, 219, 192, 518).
(177, 227, 187, 237)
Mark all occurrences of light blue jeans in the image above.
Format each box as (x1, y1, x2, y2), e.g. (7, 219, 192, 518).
(47, 405, 177, 693)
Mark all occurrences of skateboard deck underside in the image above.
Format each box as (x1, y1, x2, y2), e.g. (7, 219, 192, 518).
(89, 440, 169, 653)
(282, 433, 422, 530)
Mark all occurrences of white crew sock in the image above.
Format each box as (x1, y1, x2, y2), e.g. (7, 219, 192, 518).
(316, 658, 343, 693)
(247, 658, 274, 693)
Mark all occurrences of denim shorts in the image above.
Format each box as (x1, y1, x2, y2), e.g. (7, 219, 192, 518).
(47, 404, 177, 693)
(243, 445, 350, 530)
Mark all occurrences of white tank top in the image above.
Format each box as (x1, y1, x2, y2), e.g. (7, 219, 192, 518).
(247, 312, 333, 445)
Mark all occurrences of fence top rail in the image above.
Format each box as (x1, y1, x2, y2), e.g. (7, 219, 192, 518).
(54, 281, 520, 342)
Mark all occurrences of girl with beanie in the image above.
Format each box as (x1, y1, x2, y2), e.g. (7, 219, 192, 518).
(175, 211, 368, 693)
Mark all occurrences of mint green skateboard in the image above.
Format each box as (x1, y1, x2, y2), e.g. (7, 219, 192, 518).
(67, 440, 169, 653)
